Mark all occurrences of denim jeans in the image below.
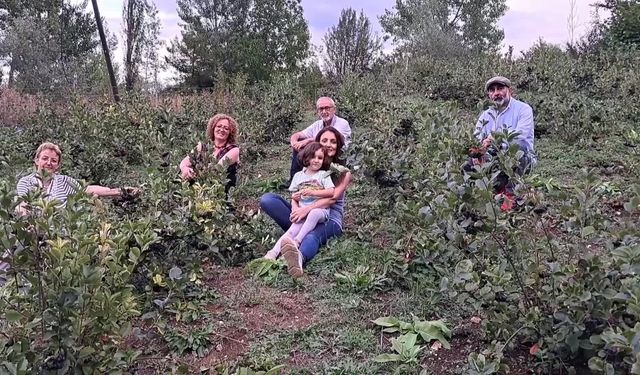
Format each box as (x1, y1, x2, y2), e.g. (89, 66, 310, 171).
(260, 193, 342, 265)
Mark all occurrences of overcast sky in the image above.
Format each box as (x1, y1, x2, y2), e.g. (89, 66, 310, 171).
(90, 0, 604, 81)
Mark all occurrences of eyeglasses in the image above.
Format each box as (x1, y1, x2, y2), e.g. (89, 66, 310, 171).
(317, 106, 334, 112)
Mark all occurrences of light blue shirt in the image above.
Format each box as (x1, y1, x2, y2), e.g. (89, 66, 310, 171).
(475, 98, 535, 157)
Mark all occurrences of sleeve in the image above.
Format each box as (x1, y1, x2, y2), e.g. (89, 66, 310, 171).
(300, 122, 318, 139)
(288, 172, 302, 192)
(335, 118, 352, 148)
(515, 105, 534, 152)
(65, 176, 82, 194)
(322, 174, 335, 189)
(16, 176, 34, 197)
(474, 113, 487, 142)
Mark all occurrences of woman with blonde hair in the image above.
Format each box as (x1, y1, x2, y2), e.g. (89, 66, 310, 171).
(179, 114, 240, 194)
(15, 142, 140, 215)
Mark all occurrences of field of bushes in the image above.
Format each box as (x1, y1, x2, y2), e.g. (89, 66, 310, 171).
(1, 42, 639, 374)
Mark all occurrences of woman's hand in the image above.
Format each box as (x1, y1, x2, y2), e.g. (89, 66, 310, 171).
(290, 205, 311, 223)
(122, 186, 142, 198)
(180, 166, 195, 180)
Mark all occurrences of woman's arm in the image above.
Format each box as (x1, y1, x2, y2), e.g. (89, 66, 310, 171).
(180, 142, 203, 180)
(296, 187, 335, 200)
(217, 147, 240, 166)
(85, 185, 141, 198)
(290, 172, 352, 223)
(85, 185, 120, 197)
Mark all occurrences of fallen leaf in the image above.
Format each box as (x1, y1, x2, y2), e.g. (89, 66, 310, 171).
(529, 343, 540, 355)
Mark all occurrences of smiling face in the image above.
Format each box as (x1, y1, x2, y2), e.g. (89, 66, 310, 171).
(318, 130, 338, 159)
(316, 97, 336, 124)
(487, 84, 512, 109)
(213, 119, 231, 141)
(35, 149, 60, 175)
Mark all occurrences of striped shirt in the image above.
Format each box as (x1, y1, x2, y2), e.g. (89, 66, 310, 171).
(16, 173, 81, 206)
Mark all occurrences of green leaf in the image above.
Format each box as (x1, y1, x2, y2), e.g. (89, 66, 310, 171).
(372, 317, 400, 327)
(264, 365, 286, 375)
(605, 363, 615, 375)
(581, 226, 595, 237)
(1, 361, 17, 375)
(78, 346, 95, 359)
(455, 259, 473, 274)
(374, 353, 400, 363)
(5, 310, 21, 322)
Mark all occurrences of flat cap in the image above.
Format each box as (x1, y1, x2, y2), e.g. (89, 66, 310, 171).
(485, 76, 511, 91)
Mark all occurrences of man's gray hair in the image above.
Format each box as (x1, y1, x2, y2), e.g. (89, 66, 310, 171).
(316, 97, 335, 107)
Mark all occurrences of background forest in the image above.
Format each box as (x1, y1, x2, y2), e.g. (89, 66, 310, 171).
(1, 0, 640, 374)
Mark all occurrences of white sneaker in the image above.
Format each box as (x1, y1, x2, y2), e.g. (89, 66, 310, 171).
(281, 237, 303, 278)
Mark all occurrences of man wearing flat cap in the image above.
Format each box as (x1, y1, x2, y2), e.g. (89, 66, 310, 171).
(475, 76, 536, 167)
(470, 76, 536, 210)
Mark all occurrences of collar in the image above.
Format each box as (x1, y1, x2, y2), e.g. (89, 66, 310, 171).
(323, 116, 337, 128)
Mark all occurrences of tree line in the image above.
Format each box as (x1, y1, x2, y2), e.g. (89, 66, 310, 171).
(0, 0, 638, 96)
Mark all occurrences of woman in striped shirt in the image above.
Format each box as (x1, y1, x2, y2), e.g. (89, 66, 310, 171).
(15, 142, 140, 216)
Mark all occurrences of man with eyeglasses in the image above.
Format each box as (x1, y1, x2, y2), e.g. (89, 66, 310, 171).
(286, 97, 352, 184)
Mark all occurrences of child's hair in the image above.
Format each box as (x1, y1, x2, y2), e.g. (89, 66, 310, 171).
(298, 142, 328, 169)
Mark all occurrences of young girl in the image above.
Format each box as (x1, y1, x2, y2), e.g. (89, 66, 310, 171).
(264, 142, 334, 260)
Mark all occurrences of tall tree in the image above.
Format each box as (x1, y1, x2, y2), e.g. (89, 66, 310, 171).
(379, 0, 507, 59)
(249, 0, 309, 81)
(166, 0, 310, 87)
(323, 8, 382, 79)
(0, 1, 100, 94)
(122, 0, 160, 91)
(598, 0, 640, 46)
(166, 0, 252, 88)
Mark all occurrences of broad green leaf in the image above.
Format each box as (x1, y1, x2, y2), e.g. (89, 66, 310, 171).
(374, 353, 400, 363)
(581, 226, 595, 237)
(372, 317, 400, 327)
(78, 346, 95, 359)
(1, 361, 17, 375)
(5, 310, 21, 322)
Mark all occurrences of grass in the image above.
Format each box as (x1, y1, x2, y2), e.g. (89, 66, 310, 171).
(145, 111, 635, 373)
(11, 105, 633, 374)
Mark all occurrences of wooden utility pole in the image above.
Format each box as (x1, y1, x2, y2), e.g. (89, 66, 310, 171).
(91, 0, 120, 103)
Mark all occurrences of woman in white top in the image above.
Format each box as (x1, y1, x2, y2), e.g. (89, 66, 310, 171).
(15, 142, 140, 215)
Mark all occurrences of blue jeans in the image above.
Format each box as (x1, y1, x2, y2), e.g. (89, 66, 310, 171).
(260, 193, 342, 265)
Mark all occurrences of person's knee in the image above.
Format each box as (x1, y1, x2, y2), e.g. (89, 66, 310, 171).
(259, 193, 278, 210)
(308, 208, 326, 217)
